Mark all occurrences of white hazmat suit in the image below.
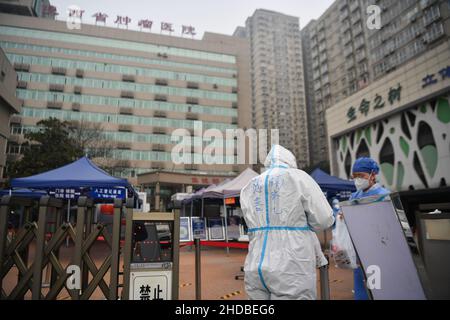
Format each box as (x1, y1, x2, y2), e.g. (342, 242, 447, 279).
(240, 145, 335, 300)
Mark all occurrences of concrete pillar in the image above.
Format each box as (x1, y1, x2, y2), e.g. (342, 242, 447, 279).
(155, 182, 160, 211)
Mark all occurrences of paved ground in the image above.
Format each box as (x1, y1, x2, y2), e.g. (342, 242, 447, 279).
(2, 242, 354, 300)
(178, 246, 354, 300)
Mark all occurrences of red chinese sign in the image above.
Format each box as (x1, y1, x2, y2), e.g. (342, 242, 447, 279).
(92, 12, 108, 24)
(115, 15, 131, 27)
(138, 19, 153, 30)
(182, 25, 196, 36)
(161, 22, 175, 33)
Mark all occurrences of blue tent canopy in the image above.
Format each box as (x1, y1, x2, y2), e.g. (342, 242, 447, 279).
(0, 188, 47, 199)
(11, 157, 130, 189)
(310, 168, 356, 194)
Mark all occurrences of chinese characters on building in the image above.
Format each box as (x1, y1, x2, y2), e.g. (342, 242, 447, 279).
(422, 66, 450, 88)
(347, 84, 402, 123)
(54, 5, 197, 37)
(346, 65, 450, 123)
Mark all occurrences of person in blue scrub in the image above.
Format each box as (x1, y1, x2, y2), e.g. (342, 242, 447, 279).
(350, 157, 390, 300)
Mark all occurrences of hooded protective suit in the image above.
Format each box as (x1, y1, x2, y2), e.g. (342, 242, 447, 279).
(240, 145, 335, 300)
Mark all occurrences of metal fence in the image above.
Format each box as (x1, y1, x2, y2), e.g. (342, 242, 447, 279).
(0, 195, 133, 300)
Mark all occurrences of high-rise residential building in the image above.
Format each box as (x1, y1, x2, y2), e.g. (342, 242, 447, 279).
(0, 0, 56, 18)
(0, 47, 21, 182)
(0, 12, 252, 206)
(235, 9, 309, 168)
(302, 0, 450, 166)
(302, 0, 372, 167)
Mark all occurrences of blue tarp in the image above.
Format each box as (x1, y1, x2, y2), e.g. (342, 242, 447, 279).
(11, 157, 130, 189)
(310, 168, 356, 194)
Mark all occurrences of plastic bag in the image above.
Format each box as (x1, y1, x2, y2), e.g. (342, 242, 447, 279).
(330, 215, 358, 269)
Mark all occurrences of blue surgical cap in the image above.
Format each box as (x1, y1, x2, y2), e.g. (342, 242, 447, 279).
(352, 157, 380, 175)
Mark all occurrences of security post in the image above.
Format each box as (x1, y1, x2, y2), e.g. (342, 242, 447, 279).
(123, 209, 180, 300)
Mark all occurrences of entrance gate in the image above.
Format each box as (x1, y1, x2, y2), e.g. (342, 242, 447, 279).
(0, 195, 134, 300)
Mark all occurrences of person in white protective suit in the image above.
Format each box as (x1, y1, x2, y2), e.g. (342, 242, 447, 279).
(240, 145, 335, 300)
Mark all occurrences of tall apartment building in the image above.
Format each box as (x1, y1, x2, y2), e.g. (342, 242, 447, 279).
(302, 0, 450, 166)
(0, 0, 56, 18)
(0, 47, 21, 182)
(0, 13, 252, 189)
(235, 9, 309, 168)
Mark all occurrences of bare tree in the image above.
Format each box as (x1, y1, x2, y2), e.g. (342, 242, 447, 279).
(69, 119, 131, 175)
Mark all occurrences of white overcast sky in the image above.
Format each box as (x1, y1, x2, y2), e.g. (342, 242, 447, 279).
(50, 0, 334, 38)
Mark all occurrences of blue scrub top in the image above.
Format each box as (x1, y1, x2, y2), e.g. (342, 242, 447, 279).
(350, 183, 390, 201)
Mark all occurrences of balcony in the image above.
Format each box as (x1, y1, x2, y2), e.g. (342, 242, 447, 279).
(186, 112, 199, 120)
(349, 1, 359, 12)
(353, 23, 363, 36)
(122, 74, 136, 83)
(76, 69, 84, 78)
(152, 144, 166, 152)
(154, 110, 167, 118)
(342, 32, 352, 45)
(117, 142, 132, 150)
(350, 12, 361, 25)
(187, 82, 199, 89)
(154, 94, 167, 102)
(118, 125, 132, 132)
(74, 86, 82, 95)
(72, 103, 81, 112)
(344, 45, 353, 57)
(10, 115, 22, 125)
(186, 97, 199, 105)
(51, 67, 67, 76)
(16, 80, 27, 89)
(340, 9, 349, 22)
(342, 19, 350, 32)
(13, 63, 30, 72)
(121, 90, 134, 99)
(319, 43, 326, 53)
(47, 101, 63, 109)
(153, 127, 166, 135)
(49, 84, 64, 92)
(119, 107, 134, 115)
(155, 78, 168, 86)
(356, 50, 366, 62)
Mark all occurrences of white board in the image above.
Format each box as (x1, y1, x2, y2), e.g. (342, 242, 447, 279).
(130, 270, 172, 300)
(341, 200, 426, 300)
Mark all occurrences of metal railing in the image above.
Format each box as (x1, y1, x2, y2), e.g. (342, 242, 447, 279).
(0, 195, 133, 300)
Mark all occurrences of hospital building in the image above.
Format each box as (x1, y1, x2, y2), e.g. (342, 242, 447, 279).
(0, 10, 252, 209)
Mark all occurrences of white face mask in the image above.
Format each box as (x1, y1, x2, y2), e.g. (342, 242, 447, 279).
(354, 177, 370, 191)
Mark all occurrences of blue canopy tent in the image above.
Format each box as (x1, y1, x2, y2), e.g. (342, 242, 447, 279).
(11, 157, 130, 189)
(9, 157, 134, 246)
(0, 188, 47, 199)
(310, 168, 356, 201)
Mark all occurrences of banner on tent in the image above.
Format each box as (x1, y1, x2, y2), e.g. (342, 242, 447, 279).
(49, 188, 82, 199)
(88, 187, 126, 200)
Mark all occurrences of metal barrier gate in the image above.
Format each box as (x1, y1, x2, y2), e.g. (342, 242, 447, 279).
(0, 195, 134, 300)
